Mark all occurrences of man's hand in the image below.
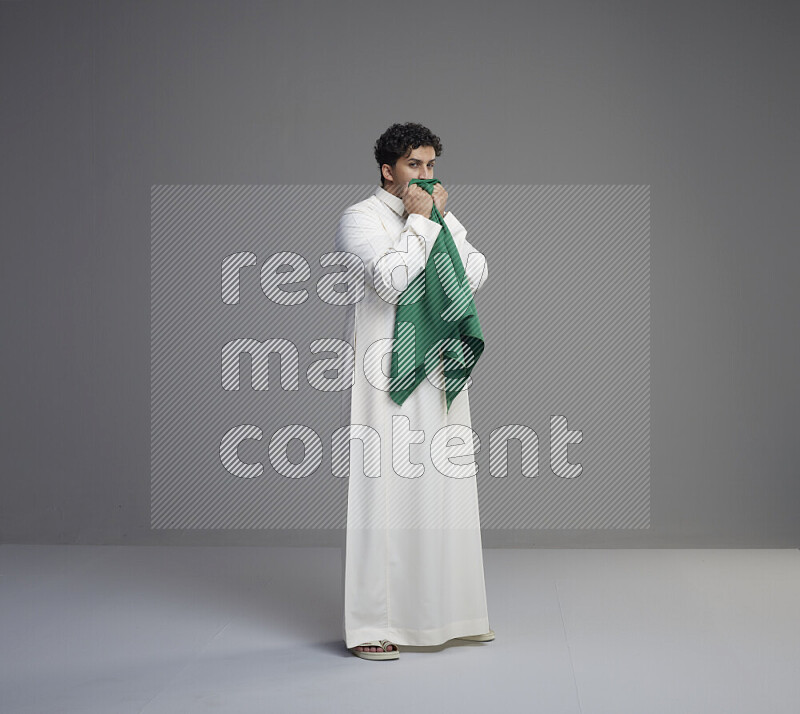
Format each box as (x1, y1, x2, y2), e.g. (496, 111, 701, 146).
(432, 183, 448, 215)
(402, 183, 434, 217)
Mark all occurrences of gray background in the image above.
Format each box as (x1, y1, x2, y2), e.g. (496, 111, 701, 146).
(1, 0, 798, 546)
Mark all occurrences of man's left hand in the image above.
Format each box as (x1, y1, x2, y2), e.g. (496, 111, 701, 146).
(432, 183, 448, 215)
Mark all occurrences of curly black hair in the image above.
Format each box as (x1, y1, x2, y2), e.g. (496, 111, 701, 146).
(374, 122, 443, 187)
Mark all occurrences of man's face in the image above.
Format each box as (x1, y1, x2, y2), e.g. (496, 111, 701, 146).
(382, 145, 436, 196)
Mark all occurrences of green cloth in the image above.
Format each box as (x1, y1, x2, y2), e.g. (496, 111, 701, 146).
(389, 178, 484, 411)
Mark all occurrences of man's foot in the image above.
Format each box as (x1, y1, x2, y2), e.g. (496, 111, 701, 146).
(349, 639, 400, 660)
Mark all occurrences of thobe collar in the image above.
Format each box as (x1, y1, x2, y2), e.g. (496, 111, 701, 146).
(374, 185, 407, 218)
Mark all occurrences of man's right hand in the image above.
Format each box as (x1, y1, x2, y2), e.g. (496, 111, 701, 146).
(402, 183, 434, 218)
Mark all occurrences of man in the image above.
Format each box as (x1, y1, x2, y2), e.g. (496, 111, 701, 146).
(335, 122, 492, 660)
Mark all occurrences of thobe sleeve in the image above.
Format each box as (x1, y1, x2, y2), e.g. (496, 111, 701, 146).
(443, 211, 488, 295)
(335, 208, 442, 293)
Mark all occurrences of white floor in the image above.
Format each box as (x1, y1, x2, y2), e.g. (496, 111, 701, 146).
(1, 545, 798, 714)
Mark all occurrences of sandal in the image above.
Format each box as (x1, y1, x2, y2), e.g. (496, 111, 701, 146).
(349, 639, 400, 660)
(456, 629, 495, 642)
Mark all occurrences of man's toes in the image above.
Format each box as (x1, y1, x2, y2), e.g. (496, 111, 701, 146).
(353, 642, 397, 653)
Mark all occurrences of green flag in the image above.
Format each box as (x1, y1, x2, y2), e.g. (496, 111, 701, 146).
(389, 178, 484, 411)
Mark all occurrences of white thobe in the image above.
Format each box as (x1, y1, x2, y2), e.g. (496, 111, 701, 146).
(335, 185, 490, 648)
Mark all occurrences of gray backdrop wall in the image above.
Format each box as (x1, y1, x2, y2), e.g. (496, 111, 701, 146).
(2, 0, 798, 546)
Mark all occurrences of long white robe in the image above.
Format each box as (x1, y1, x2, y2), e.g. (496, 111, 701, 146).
(335, 185, 490, 648)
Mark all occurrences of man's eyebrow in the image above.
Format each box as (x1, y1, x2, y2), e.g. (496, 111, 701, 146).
(407, 157, 436, 162)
